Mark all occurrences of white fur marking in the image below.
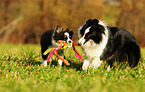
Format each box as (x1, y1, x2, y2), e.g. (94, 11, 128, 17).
(42, 59, 47, 66)
(107, 65, 111, 71)
(78, 26, 83, 38)
(90, 59, 103, 70)
(84, 27, 90, 34)
(78, 27, 91, 46)
(82, 60, 90, 71)
(58, 56, 64, 66)
(64, 32, 69, 37)
(64, 32, 72, 44)
(78, 23, 86, 38)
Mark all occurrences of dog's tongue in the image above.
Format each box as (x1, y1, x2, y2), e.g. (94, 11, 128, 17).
(73, 45, 83, 60)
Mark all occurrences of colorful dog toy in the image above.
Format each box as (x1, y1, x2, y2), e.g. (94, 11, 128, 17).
(43, 40, 83, 66)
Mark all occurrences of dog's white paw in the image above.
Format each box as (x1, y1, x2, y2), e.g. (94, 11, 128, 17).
(90, 60, 103, 70)
(58, 56, 64, 66)
(82, 60, 90, 71)
(107, 65, 111, 71)
(58, 59, 63, 66)
(42, 59, 47, 66)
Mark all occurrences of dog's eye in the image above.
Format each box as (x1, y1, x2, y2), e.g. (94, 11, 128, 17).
(69, 36, 72, 38)
(87, 34, 93, 38)
(64, 36, 67, 38)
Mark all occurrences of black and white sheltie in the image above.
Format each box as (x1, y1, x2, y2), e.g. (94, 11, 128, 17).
(40, 26, 73, 66)
(78, 19, 140, 70)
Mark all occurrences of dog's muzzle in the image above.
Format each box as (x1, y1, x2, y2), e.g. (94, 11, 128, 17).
(78, 37, 86, 46)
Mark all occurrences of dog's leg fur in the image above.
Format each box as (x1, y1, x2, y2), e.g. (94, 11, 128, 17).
(82, 59, 90, 71)
(57, 50, 65, 66)
(42, 58, 48, 66)
(90, 58, 103, 70)
(58, 56, 64, 66)
(42, 54, 48, 66)
(125, 42, 140, 68)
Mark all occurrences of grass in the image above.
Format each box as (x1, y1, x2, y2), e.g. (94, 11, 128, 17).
(0, 44, 145, 92)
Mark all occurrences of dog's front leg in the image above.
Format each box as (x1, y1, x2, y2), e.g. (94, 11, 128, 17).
(57, 50, 65, 66)
(90, 58, 103, 70)
(42, 58, 48, 66)
(82, 58, 90, 71)
(58, 56, 64, 65)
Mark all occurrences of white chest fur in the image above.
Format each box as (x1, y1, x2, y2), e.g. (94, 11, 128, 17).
(81, 33, 108, 70)
(83, 31, 108, 60)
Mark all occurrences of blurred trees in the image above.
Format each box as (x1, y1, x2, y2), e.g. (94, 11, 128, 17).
(0, 0, 145, 46)
(116, 0, 145, 46)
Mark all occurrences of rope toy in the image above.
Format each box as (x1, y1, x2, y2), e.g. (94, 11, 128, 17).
(43, 40, 83, 66)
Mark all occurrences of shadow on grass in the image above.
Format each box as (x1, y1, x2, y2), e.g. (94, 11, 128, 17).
(24, 60, 42, 66)
(23, 59, 83, 71)
(48, 60, 83, 71)
(66, 60, 83, 71)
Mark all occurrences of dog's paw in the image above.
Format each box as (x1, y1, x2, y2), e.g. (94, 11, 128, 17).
(82, 60, 90, 71)
(42, 59, 47, 67)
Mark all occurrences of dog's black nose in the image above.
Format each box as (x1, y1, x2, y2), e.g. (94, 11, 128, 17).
(78, 43, 81, 46)
(69, 41, 72, 43)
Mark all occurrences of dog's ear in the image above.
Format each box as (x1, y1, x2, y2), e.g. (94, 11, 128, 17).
(86, 19, 99, 24)
(86, 19, 92, 23)
(69, 29, 74, 35)
(56, 25, 63, 33)
(92, 19, 99, 24)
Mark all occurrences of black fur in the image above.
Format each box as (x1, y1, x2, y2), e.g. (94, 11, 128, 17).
(40, 29, 54, 60)
(80, 19, 102, 37)
(100, 26, 141, 68)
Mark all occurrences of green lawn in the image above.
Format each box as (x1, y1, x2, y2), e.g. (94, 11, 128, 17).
(0, 44, 145, 92)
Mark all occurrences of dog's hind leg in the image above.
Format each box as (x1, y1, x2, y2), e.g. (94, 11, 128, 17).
(125, 42, 141, 68)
